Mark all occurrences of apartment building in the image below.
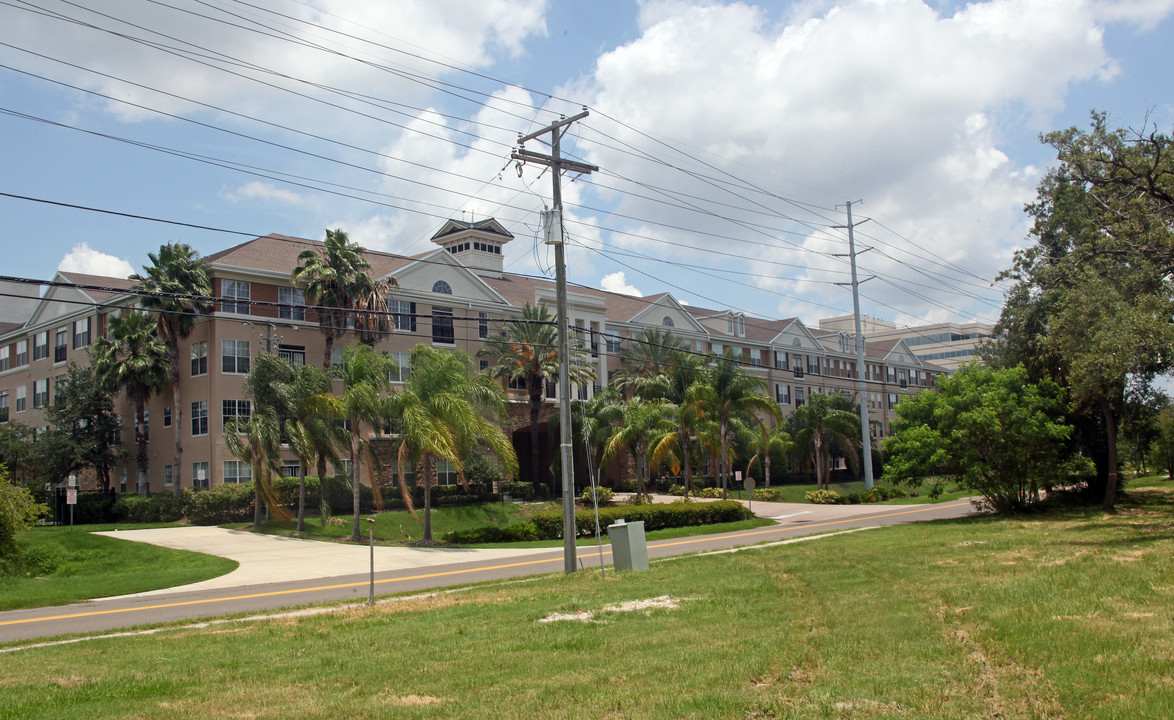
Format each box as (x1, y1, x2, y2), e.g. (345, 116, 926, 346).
(0, 218, 944, 493)
(819, 314, 996, 373)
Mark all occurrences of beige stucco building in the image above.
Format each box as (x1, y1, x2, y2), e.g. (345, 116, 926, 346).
(0, 219, 945, 493)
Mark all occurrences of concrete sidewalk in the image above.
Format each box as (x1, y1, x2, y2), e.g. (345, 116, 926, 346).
(93, 527, 549, 598)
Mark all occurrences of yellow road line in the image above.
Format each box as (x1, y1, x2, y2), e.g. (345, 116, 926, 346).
(1, 500, 971, 629)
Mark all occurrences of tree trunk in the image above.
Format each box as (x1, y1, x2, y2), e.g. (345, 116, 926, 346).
(635, 443, 645, 496)
(297, 463, 306, 534)
(170, 343, 184, 497)
(814, 432, 825, 491)
(423, 454, 434, 542)
(350, 427, 361, 541)
(134, 398, 148, 495)
(683, 432, 694, 495)
(1102, 397, 1120, 512)
(529, 380, 544, 495)
(323, 333, 334, 371)
(316, 453, 329, 520)
(764, 455, 771, 489)
(253, 465, 265, 529)
(720, 417, 729, 501)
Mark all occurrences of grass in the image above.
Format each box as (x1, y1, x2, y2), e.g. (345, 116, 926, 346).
(723, 479, 973, 504)
(234, 501, 775, 548)
(4, 486, 1172, 718)
(0, 525, 238, 611)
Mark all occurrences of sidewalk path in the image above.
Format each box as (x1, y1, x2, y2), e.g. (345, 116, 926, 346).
(93, 526, 544, 598)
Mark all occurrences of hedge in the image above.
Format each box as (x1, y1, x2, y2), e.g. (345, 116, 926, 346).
(529, 500, 753, 540)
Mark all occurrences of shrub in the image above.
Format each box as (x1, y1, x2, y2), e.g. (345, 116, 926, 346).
(691, 487, 724, 499)
(182, 483, 254, 525)
(71, 492, 118, 525)
(667, 484, 686, 496)
(113, 493, 184, 524)
(528, 500, 753, 540)
(1, 470, 47, 558)
(16, 542, 65, 576)
(751, 488, 785, 502)
(626, 492, 654, 506)
(805, 490, 841, 504)
(444, 521, 540, 544)
(616, 478, 638, 493)
(502, 481, 535, 501)
(579, 486, 615, 506)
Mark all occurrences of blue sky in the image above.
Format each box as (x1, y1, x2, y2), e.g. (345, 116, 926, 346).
(2, 0, 1172, 330)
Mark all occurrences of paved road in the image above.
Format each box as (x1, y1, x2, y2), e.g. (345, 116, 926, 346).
(0, 499, 975, 643)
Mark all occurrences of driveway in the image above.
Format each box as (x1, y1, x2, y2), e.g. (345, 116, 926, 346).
(92, 527, 546, 598)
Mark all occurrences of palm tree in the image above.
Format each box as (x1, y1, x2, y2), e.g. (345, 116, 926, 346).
(612, 327, 689, 397)
(650, 382, 708, 494)
(745, 419, 793, 488)
(577, 387, 623, 490)
(131, 243, 213, 497)
(91, 310, 170, 492)
(602, 397, 671, 496)
(353, 276, 398, 347)
(290, 228, 375, 371)
(290, 228, 377, 484)
(282, 363, 343, 533)
(693, 352, 781, 500)
(223, 412, 288, 529)
(479, 302, 596, 494)
(389, 345, 518, 542)
(312, 342, 393, 541)
(793, 392, 861, 490)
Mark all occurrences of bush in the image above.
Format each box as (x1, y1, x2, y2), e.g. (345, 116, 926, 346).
(616, 478, 638, 493)
(444, 521, 540, 544)
(579, 486, 615, 506)
(1, 471, 47, 558)
(529, 500, 753, 540)
(626, 492, 654, 506)
(668, 484, 686, 496)
(805, 490, 841, 504)
(502, 481, 535, 501)
(751, 488, 785, 502)
(182, 483, 254, 525)
(691, 487, 724, 499)
(113, 493, 185, 524)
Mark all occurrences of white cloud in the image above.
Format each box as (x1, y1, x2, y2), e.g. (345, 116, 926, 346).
(600, 271, 643, 296)
(57, 243, 135, 278)
(555, 0, 1167, 323)
(222, 182, 307, 205)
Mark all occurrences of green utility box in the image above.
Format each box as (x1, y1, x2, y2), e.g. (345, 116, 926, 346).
(608, 519, 649, 572)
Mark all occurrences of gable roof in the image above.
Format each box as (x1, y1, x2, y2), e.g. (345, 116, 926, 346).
(205, 233, 419, 279)
(431, 218, 514, 241)
(57, 272, 135, 303)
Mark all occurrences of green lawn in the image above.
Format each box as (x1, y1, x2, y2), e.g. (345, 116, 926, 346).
(235, 501, 775, 547)
(4, 487, 1171, 718)
(0, 525, 238, 611)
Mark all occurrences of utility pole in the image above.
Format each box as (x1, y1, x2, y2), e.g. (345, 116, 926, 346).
(834, 201, 875, 489)
(512, 109, 598, 574)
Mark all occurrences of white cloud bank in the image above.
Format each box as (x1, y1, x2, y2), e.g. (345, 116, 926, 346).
(58, 243, 135, 278)
(601, 271, 643, 297)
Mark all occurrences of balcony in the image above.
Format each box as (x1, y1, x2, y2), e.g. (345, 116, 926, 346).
(793, 368, 804, 379)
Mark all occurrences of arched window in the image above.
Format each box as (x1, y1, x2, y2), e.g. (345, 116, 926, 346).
(662, 316, 674, 327)
(432, 280, 452, 294)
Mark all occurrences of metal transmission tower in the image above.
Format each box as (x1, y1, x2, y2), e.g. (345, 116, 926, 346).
(834, 200, 875, 489)
(512, 110, 598, 574)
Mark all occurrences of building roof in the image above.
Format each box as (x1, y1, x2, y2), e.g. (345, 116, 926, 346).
(0, 321, 23, 336)
(57, 272, 136, 303)
(205, 233, 420, 279)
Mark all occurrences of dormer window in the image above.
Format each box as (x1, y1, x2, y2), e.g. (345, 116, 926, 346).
(432, 281, 452, 294)
(662, 316, 674, 327)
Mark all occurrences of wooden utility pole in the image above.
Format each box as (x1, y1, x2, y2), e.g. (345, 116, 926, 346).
(512, 110, 598, 573)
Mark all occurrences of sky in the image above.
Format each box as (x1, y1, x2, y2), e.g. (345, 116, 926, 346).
(2, 0, 1173, 333)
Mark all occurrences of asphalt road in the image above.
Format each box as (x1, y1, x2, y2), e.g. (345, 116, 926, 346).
(0, 499, 975, 644)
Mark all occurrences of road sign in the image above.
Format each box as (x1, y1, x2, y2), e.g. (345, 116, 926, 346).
(66, 488, 77, 505)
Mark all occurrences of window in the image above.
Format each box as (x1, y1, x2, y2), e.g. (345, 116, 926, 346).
(54, 374, 66, 407)
(712, 343, 724, 356)
(334, 459, 353, 477)
(807, 355, 820, 375)
(479, 359, 489, 371)
(774, 351, 788, 370)
(0, 346, 8, 372)
(73, 317, 90, 348)
(33, 331, 48, 361)
(15, 385, 26, 412)
(163, 406, 172, 427)
(192, 461, 210, 489)
(432, 280, 452, 294)
(278, 345, 306, 366)
(33, 379, 48, 408)
(120, 468, 127, 493)
(775, 384, 790, 405)
(164, 465, 173, 487)
(221, 279, 251, 314)
(0, 391, 8, 423)
(191, 400, 208, 436)
(545, 380, 556, 399)
(662, 315, 675, 327)
(887, 366, 897, 383)
(15, 340, 26, 367)
(390, 299, 416, 331)
(191, 341, 208, 376)
(223, 460, 252, 484)
(749, 348, 762, 367)
(508, 375, 526, 390)
(478, 311, 489, 339)
(221, 339, 251, 374)
(281, 463, 300, 478)
(389, 352, 411, 382)
(605, 335, 621, 353)
(888, 393, 899, 410)
(432, 308, 454, 344)
(278, 287, 305, 321)
(795, 387, 805, 407)
(331, 347, 343, 367)
(222, 399, 252, 429)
